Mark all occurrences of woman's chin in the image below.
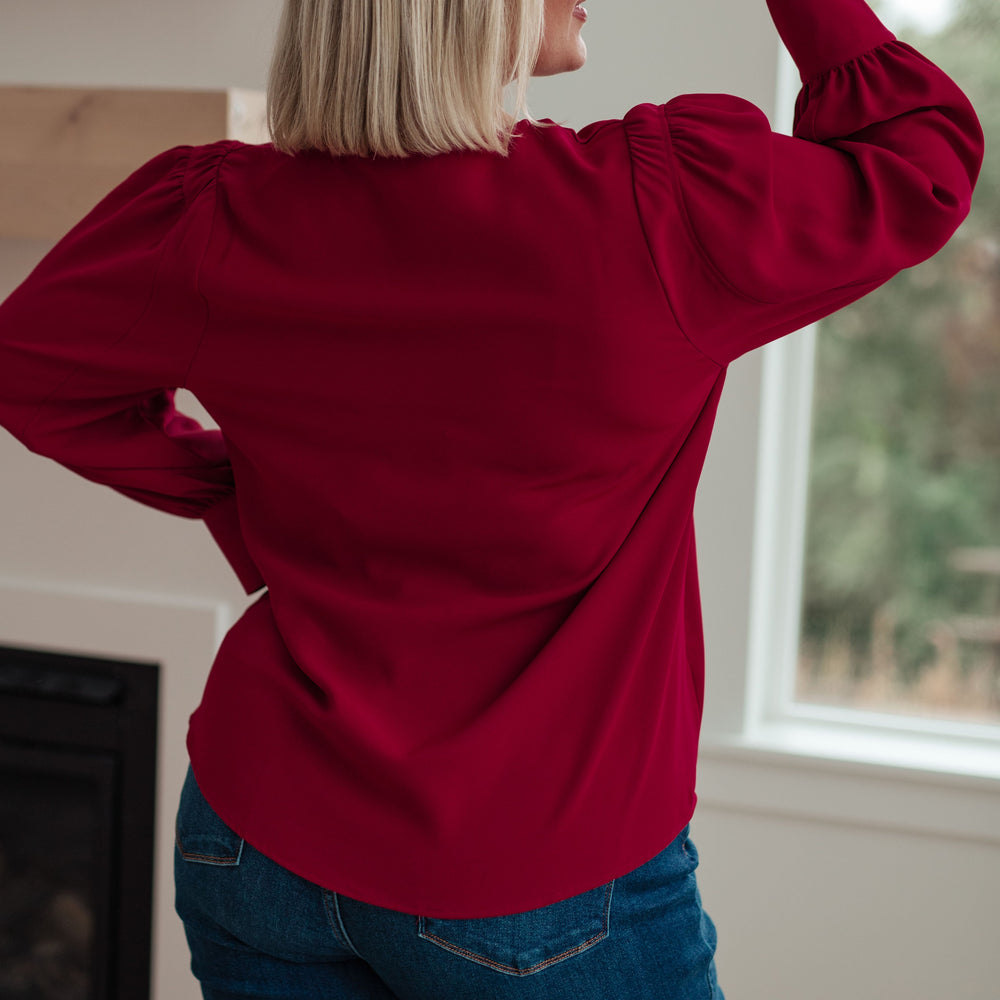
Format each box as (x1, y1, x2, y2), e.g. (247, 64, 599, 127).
(533, 45, 588, 77)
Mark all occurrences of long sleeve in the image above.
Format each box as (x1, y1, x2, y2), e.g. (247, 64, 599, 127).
(624, 0, 984, 365)
(0, 143, 265, 594)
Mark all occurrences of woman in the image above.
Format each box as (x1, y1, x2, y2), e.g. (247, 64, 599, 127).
(0, 0, 983, 997)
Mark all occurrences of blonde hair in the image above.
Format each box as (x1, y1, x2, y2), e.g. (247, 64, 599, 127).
(266, 0, 553, 159)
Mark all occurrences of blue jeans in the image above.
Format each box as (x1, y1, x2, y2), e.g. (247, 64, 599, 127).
(174, 766, 724, 999)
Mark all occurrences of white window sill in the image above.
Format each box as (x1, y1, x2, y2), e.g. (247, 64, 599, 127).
(696, 721, 1000, 845)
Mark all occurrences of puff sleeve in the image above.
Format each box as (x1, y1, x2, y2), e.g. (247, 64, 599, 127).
(0, 142, 265, 594)
(624, 0, 984, 365)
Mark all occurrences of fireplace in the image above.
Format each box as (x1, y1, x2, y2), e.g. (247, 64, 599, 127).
(0, 644, 159, 1000)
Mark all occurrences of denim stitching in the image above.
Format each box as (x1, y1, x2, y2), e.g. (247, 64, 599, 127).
(418, 880, 614, 977)
(175, 833, 243, 865)
(323, 890, 361, 958)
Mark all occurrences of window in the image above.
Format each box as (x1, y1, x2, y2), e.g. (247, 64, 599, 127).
(749, 0, 1000, 740)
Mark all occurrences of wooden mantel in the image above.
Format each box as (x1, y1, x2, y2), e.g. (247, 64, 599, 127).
(0, 85, 267, 241)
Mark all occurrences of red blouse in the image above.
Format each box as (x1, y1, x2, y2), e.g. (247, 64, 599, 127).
(0, 0, 983, 917)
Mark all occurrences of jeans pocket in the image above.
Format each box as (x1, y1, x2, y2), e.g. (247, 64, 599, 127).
(417, 880, 614, 977)
(175, 765, 244, 866)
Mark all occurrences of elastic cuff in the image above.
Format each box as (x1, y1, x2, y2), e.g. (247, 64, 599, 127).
(766, 0, 895, 83)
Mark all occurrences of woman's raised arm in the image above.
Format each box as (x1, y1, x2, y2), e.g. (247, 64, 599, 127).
(624, 0, 985, 364)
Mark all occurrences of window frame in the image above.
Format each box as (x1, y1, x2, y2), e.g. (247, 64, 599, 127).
(743, 326, 1000, 764)
(721, 45, 1000, 788)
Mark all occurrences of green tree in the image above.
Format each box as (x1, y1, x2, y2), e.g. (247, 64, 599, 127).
(799, 0, 1000, 714)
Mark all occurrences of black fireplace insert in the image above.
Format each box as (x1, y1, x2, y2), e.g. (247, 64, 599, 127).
(0, 643, 159, 1000)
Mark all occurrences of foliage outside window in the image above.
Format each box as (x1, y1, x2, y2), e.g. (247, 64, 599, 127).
(796, 0, 1000, 724)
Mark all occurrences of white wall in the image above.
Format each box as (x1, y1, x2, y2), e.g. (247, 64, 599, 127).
(2, 2, 998, 999)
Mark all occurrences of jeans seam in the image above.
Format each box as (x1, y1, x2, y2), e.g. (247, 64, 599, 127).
(417, 879, 615, 977)
(322, 890, 361, 957)
(175, 833, 244, 867)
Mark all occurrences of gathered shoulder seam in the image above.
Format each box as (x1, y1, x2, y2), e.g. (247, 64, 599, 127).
(182, 142, 242, 388)
(623, 108, 724, 371)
